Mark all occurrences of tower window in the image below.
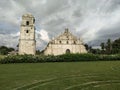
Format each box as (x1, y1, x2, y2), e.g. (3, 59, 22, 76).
(26, 21, 29, 25)
(26, 30, 29, 33)
(33, 18, 35, 23)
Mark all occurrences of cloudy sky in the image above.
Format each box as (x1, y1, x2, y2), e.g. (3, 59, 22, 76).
(0, 0, 120, 50)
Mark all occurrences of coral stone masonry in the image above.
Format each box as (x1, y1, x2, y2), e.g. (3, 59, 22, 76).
(19, 13, 36, 55)
(44, 28, 87, 55)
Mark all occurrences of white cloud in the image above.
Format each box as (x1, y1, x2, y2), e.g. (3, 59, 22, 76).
(31, 0, 47, 8)
(74, 0, 120, 43)
(37, 29, 50, 42)
(11, 32, 20, 37)
(0, 0, 26, 25)
(0, 34, 18, 48)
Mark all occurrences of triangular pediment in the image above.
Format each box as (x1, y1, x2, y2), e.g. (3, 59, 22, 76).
(55, 29, 78, 40)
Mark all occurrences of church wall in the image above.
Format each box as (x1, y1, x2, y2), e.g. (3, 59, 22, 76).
(44, 44, 87, 56)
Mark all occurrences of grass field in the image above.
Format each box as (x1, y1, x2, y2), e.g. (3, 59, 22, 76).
(0, 61, 120, 90)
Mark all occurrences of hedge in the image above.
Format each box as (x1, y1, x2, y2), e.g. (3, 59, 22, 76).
(0, 54, 120, 64)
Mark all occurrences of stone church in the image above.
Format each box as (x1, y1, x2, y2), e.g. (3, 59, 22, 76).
(19, 13, 87, 55)
(19, 14, 36, 55)
(44, 29, 87, 55)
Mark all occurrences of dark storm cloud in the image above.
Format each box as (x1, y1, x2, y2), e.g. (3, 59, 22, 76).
(0, 0, 120, 49)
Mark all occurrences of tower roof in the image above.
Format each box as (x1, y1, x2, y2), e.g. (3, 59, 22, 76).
(22, 13, 34, 18)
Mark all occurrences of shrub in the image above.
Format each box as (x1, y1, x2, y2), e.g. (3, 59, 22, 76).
(0, 54, 120, 64)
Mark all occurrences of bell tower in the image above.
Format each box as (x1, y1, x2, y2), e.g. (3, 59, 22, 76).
(19, 13, 36, 55)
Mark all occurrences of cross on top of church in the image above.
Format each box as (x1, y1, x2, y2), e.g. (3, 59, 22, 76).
(65, 28, 69, 33)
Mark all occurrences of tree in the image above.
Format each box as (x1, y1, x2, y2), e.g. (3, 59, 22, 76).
(112, 38, 120, 54)
(84, 44, 89, 51)
(106, 39, 112, 54)
(0, 46, 15, 55)
(100, 42, 105, 54)
(101, 42, 105, 50)
(36, 50, 41, 55)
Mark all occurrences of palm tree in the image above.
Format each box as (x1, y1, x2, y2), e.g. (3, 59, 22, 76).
(100, 42, 105, 54)
(106, 39, 112, 54)
(101, 42, 105, 50)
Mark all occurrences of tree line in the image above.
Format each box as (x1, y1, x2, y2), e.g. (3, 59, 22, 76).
(85, 38, 120, 54)
(101, 38, 120, 54)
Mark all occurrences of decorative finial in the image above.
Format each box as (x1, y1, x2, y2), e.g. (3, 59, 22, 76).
(65, 28, 69, 33)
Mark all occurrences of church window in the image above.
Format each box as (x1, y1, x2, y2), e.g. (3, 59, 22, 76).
(67, 41, 69, 44)
(74, 41, 76, 44)
(26, 21, 29, 25)
(59, 41, 62, 44)
(26, 30, 29, 33)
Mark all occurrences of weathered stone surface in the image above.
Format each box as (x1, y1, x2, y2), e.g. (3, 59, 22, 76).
(19, 13, 36, 55)
(44, 28, 87, 55)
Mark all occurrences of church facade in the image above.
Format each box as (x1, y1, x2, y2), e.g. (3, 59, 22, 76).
(44, 29, 87, 55)
(19, 14, 36, 55)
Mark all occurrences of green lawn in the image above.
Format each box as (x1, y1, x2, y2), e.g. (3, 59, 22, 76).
(0, 61, 120, 90)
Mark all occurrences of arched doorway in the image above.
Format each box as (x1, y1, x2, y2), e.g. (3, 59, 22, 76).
(66, 49, 70, 54)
